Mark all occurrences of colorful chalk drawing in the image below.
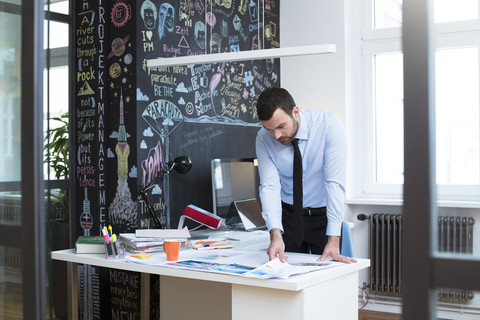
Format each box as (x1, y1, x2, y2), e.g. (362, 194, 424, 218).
(142, 99, 184, 139)
(111, 1, 132, 28)
(108, 89, 137, 231)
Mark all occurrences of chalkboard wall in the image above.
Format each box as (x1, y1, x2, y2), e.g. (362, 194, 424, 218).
(75, 0, 140, 318)
(136, 0, 281, 230)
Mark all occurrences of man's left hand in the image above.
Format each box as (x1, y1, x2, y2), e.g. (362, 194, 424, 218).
(318, 236, 357, 264)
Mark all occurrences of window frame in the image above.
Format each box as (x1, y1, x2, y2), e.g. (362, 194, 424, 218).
(354, 0, 480, 202)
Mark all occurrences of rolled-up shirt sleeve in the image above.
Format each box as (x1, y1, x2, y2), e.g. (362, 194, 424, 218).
(256, 135, 283, 232)
(323, 114, 347, 236)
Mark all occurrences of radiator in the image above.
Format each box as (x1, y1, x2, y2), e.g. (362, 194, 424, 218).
(360, 213, 475, 302)
(437, 216, 475, 302)
(0, 201, 22, 268)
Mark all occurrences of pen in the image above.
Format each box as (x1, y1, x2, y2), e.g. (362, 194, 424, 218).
(112, 234, 119, 257)
(108, 225, 113, 238)
(194, 240, 216, 245)
(204, 241, 230, 247)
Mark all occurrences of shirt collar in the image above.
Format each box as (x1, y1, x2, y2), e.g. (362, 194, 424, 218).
(295, 109, 308, 141)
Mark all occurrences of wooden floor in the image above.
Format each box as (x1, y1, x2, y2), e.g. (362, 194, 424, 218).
(0, 269, 445, 320)
(0, 267, 62, 320)
(359, 310, 401, 320)
(0, 281, 23, 320)
(359, 310, 450, 320)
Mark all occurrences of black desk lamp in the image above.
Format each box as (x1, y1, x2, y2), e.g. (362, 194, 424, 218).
(138, 156, 192, 228)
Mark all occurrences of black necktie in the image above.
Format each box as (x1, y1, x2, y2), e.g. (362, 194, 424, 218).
(292, 138, 303, 246)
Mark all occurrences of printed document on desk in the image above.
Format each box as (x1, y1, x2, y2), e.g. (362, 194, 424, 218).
(125, 249, 341, 279)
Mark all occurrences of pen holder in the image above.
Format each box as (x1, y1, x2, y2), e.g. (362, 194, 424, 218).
(104, 236, 117, 259)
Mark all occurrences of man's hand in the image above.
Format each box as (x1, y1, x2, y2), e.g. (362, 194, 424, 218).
(267, 228, 288, 262)
(318, 236, 357, 264)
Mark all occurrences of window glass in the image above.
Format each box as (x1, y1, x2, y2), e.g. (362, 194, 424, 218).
(1, 0, 21, 4)
(0, 12, 22, 183)
(45, 0, 69, 15)
(372, 0, 479, 30)
(435, 0, 478, 23)
(368, 0, 480, 194)
(45, 66, 69, 118)
(435, 47, 479, 185)
(44, 66, 69, 180)
(374, 52, 404, 184)
(44, 20, 68, 49)
(373, 0, 403, 29)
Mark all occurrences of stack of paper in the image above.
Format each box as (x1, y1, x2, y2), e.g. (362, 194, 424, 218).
(119, 227, 191, 252)
(118, 233, 166, 252)
(190, 239, 233, 250)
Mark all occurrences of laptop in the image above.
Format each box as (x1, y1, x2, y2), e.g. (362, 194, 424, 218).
(226, 198, 266, 231)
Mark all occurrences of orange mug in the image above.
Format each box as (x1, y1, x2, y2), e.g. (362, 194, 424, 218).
(163, 239, 181, 261)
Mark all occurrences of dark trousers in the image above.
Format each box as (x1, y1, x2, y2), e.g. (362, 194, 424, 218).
(281, 202, 328, 254)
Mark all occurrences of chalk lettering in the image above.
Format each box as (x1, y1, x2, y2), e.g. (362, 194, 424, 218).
(110, 270, 139, 288)
(162, 44, 181, 56)
(143, 41, 154, 52)
(78, 131, 95, 142)
(154, 85, 173, 97)
(77, 66, 96, 82)
(99, 172, 104, 187)
(99, 190, 106, 205)
(77, 108, 95, 118)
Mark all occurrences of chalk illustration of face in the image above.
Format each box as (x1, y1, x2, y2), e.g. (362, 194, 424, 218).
(266, 58, 274, 74)
(194, 21, 206, 50)
(140, 0, 157, 30)
(158, 3, 175, 40)
(210, 33, 221, 54)
(214, 0, 232, 8)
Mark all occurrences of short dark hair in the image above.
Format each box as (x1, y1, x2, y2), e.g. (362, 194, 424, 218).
(256, 87, 296, 121)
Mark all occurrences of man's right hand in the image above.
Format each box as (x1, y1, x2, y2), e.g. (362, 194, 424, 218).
(267, 228, 287, 262)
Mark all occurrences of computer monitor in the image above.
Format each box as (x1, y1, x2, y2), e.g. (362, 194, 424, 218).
(211, 158, 260, 218)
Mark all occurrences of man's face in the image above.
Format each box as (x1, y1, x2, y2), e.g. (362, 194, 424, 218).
(195, 22, 206, 49)
(165, 7, 174, 31)
(261, 107, 300, 145)
(144, 8, 155, 29)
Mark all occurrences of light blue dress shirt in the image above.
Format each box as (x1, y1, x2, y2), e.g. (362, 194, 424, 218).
(255, 109, 346, 236)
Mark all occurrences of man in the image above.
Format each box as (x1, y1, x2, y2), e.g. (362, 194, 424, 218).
(255, 87, 356, 264)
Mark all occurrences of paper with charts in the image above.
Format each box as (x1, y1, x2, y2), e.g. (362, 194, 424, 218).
(124, 249, 342, 279)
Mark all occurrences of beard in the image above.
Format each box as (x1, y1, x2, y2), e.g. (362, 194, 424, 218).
(277, 117, 299, 145)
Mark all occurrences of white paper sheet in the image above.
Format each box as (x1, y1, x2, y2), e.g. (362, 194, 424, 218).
(124, 249, 342, 279)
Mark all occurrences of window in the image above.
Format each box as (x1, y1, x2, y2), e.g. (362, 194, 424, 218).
(356, 0, 480, 201)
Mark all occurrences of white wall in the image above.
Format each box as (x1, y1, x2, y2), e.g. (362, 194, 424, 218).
(281, 1, 480, 318)
(280, 0, 346, 123)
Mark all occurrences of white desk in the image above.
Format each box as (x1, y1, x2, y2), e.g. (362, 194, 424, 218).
(52, 246, 369, 320)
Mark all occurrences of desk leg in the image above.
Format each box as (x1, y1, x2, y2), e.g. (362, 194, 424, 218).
(67, 262, 78, 320)
(140, 273, 150, 320)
